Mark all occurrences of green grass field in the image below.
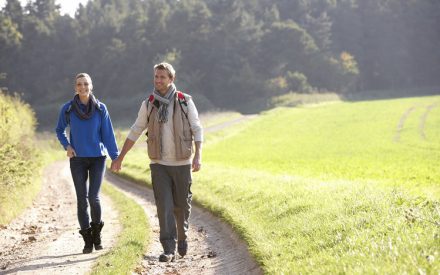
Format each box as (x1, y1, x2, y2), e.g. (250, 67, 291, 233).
(117, 95, 440, 274)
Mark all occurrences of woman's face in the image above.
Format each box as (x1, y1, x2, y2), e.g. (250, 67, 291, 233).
(75, 76, 92, 98)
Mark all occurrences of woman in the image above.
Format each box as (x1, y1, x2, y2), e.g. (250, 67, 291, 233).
(55, 73, 119, 254)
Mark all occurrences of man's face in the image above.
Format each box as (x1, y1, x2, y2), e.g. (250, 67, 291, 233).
(154, 69, 173, 94)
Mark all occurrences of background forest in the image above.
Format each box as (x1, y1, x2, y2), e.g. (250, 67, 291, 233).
(0, 0, 439, 128)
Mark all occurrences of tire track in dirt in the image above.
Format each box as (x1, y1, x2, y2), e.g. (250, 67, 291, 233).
(419, 103, 438, 140)
(394, 106, 415, 142)
(394, 103, 438, 142)
(0, 161, 121, 275)
(105, 172, 262, 275)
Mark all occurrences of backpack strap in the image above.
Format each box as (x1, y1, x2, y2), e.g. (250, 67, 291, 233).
(145, 94, 155, 123)
(176, 91, 189, 120)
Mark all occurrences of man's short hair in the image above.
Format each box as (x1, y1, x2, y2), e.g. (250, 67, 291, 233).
(154, 62, 176, 79)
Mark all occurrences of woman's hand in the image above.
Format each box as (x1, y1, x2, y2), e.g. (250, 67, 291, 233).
(66, 145, 76, 158)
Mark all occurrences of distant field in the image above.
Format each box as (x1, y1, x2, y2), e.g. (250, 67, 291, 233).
(204, 96, 440, 195)
(117, 95, 440, 274)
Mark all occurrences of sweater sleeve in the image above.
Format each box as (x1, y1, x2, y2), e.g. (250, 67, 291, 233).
(127, 100, 148, 142)
(55, 103, 70, 150)
(187, 98, 203, 142)
(100, 104, 119, 160)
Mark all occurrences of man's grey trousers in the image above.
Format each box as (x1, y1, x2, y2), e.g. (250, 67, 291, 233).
(150, 163, 192, 253)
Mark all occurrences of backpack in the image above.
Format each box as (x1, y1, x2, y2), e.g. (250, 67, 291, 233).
(65, 100, 103, 125)
(145, 91, 189, 123)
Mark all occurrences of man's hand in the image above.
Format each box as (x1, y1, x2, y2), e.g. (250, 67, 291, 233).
(192, 141, 202, 172)
(192, 153, 201, 172)
(66, 145, 76, 158)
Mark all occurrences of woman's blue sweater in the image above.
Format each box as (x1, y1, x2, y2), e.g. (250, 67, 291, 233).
(55, 101, 119, 160)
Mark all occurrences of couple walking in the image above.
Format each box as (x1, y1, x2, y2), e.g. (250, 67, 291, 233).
(55, 62, 203, 262)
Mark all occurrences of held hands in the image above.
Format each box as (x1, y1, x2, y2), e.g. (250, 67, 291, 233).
(66, 145, 76, 158)
(111, 157, 123, 172)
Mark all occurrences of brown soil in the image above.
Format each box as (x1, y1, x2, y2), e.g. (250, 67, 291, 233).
(0, 161, 121, 275)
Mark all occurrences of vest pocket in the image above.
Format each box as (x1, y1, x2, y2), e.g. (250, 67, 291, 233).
(147, 134, 160, 159)
(179, 136, 193, 159)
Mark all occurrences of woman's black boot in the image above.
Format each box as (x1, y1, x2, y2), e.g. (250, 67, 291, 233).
(90, 221, 104, 250)
(79, 228, 93, 253)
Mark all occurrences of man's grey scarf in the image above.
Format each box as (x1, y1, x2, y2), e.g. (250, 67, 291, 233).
(153, 84, 176, 124)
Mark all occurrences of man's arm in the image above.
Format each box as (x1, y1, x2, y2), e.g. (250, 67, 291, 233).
(111, 100, 148, 172)
(111, 138, 135, 172)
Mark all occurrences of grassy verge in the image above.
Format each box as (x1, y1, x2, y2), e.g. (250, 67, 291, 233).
(0, 132, 67, 224)
(91, 181, 150, 275)
(193, 165, 440, 274)
(0, 92, 46, 225)
(116, 95, 440, 273)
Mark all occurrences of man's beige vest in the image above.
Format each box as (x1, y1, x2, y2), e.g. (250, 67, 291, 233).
(146, 94, 193, 161)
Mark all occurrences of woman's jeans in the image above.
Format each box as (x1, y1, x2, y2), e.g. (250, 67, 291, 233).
(70, 156, 106, 230)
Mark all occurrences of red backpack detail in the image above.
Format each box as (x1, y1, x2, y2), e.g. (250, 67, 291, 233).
(145, 91, 189, 123)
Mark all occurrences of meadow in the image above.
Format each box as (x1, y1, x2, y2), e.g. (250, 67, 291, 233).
(116, 95, 440, 274)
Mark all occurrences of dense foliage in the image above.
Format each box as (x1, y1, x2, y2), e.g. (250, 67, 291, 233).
(0, 90, 37, 188)
(0, 0, 439, 127)
(0, 89, 40, 223)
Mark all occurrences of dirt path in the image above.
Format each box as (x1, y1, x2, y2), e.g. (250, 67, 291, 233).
(1, 114, 262, 274)
(0, 161, 121, 275)
(204, 114, 258, 133)
(105, 171, 262, 275)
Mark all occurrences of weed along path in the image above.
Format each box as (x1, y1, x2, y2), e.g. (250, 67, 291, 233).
(105, 171, 262, 275)
(0, 161, 121, 274)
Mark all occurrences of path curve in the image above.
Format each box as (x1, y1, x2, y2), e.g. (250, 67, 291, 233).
(105, 171, 262, 275)
(204, 114, 258, 133)
(0, 161, 121, 275)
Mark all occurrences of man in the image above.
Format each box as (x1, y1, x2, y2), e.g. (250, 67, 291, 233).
(111, 62, 203, 262)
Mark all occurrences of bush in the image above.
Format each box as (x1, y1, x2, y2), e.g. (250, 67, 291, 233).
(0, 91, 36, 146)
(0, 91, 39, 192)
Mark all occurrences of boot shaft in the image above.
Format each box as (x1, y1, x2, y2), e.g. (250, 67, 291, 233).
(91, 221, 104, 250)
(79, 228, 93, 253)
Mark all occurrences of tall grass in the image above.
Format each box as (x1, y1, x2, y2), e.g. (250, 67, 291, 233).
(0, 91, 41, 225)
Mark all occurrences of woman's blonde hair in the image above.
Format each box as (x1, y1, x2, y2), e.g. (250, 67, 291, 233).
(75, 73, 93, 91)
